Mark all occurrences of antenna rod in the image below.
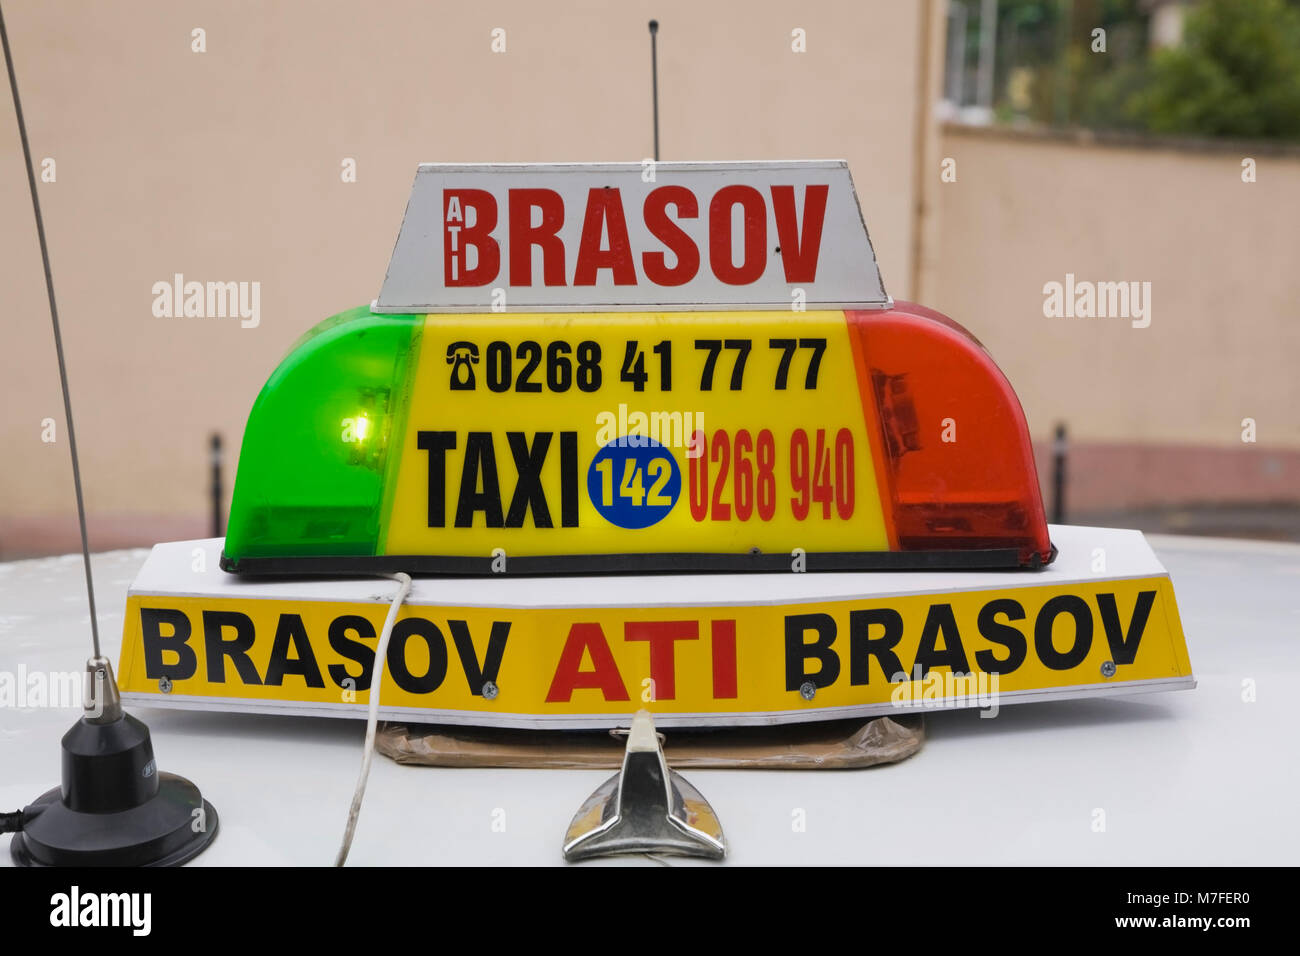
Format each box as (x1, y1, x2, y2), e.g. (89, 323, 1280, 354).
(1, 2, 101, 658)
(649, 19, 660, 161)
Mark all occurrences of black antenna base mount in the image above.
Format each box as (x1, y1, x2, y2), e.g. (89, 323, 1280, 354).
(9, 659, 218, 867)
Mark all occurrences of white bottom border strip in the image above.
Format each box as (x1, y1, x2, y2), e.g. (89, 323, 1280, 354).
(121, 675, 1197, 730)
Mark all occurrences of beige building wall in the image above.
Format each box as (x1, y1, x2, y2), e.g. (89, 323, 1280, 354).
(926, 123, 1300, 511)
(0, 0, 941, 557)
(928, 124, 1300, 450)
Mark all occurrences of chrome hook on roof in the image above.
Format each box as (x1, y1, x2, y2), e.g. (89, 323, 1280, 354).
(562, 709, 726, 863)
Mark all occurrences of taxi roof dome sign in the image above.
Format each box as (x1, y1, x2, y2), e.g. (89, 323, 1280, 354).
(222, 158, 1055, 577)
(376, 161, 891, 313)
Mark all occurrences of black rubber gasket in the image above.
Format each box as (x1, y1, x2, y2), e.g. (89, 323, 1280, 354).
(219, 544, 1057, 578)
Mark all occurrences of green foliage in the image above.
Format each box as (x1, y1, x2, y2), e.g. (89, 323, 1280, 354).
(967, 0, 1300, 140)
(961, 0, 1149, 128)
(1132, 0, 1300, 139)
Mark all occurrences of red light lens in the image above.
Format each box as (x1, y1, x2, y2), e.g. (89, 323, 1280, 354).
(847, 304, 1054, 566)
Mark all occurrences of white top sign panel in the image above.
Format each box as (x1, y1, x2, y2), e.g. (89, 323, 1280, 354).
(376, 161, 890, 313)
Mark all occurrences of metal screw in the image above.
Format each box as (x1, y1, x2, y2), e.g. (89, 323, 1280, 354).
(482, 680, 499, 700)
(1100, 661, 1116, 678)
(158, 676, 173, 694)
(799, 681, 816, 700)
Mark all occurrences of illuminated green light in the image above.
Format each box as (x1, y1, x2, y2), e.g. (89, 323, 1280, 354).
(222, 306, 421, 562)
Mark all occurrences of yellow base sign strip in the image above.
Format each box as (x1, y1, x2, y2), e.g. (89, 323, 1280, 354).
(118, 574, 1192, 728)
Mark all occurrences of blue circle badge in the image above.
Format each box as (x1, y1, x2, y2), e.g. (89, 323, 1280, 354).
(587, 437, 681, 529)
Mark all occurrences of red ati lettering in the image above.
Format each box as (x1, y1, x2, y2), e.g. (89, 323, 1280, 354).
(545, 619, 740, 703)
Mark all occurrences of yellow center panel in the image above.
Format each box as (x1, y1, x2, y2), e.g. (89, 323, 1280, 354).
(381, 311, 889, 558)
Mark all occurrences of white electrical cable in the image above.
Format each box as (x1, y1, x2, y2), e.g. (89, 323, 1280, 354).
(335, 572, 412, 866)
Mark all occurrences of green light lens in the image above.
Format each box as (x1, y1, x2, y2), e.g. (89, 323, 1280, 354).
(223, 306, 422, 561)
